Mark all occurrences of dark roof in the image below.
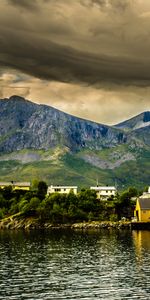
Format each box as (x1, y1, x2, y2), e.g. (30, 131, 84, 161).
(139, 198, 150, 210)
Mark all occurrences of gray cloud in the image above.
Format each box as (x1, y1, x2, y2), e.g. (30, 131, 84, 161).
(81, 0, 132, 12)
(0, 68, 150, 124)
(0, 24, 150, 87)
(7, 0, 39, 11)
(0, 0, 149, 124)
(0, 0, 149, 87)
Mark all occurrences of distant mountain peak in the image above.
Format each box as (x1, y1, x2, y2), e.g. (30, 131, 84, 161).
(8, 95, 37, 105)
(9, 95, 25, 100)
(115, 111, 150, 131)
(143, 111, 150, 122)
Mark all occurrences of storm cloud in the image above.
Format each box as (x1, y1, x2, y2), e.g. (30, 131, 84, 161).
(0, 0, 150, 123)
(7, 0, 39, 11)
(0, 0, 150, 86)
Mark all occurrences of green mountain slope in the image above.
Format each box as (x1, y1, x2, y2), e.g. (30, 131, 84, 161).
(0, 96, 149, 189)
(0, 147, 149, 189)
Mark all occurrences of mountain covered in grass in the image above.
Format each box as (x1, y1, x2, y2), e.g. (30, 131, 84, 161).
(0, 95, 149, 189)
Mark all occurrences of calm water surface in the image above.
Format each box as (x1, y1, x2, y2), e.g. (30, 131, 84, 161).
(0, 229, 150, 300)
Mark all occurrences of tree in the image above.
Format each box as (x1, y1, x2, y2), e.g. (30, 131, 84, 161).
(114, 190, 135, 219)
(29, 197, 40, 212)
(0, 194, 6, 208)
(37, 181, 48, 200)
(0, 208, 4, 219)
(31, 179, 39, 191)
(2, 186, 13, 201)
(128, 187, 138, 197)
(78, 189, 98, 213)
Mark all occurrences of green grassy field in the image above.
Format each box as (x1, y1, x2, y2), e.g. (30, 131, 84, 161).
(0, 147, 149, 190)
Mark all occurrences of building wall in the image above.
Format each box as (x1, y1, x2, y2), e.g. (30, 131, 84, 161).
(94, 190, 116, 199)
(0, 185, 6, 189)
(0, 184, 30, 191)
(13, 186, 30, 191)
(47, 186, 77, 195)
(98, 190, 116, 196)
(140, 210, 150, 222)
(134, 200, 150, 222)
(134, 200, 140, 221)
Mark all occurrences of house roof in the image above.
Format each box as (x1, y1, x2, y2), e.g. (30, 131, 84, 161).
(90, 186, 116, 191)
(141, 192, 150, 198)
(49, 186, 78, 189)
(0, 182, 31, 187)
(138, 198, 150, 210)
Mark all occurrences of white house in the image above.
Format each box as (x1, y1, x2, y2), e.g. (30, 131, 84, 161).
(139, 186, 150, 199)
(90, 186, 117, 200)
(47, 185, 78, 195)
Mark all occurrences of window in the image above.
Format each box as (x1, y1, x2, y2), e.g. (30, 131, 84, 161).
(55, 188, 61, 192)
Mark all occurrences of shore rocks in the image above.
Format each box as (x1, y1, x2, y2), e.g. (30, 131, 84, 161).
(71, 221, 131, 230)
(0, 217, 131, 230)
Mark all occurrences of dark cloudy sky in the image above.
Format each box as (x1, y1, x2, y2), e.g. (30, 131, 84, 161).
(0, 0, 150, 124)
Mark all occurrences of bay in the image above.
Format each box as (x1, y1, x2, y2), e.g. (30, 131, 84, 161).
(0, 229, 150, 300)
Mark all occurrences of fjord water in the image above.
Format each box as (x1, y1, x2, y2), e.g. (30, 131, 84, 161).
(0, 230, 150, 300)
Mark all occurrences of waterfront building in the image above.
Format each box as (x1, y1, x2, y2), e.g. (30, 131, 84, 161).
(134, 197, 150, 222)
(134, 187, 150, 222)
(47, 185, 78, 195)
(0, 181, 31, 191)
(141, 186, 150, 198)
(90, 186, 117, 200)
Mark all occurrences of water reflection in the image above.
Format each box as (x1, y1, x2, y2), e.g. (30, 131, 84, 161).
(0, 229, 150, 299)
(133, 231, 150, 253)
(133, 230, 150, 265)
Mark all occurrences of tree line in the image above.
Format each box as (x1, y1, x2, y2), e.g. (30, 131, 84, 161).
(0, 181, 147, 223)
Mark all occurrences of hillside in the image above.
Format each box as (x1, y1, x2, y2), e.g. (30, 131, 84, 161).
(0, 96, 149, 189)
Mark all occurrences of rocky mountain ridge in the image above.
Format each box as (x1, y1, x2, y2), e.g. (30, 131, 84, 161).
(0, 95, 129, 153)
(0, 95, 149, 188)
(115, 111, 150, 131)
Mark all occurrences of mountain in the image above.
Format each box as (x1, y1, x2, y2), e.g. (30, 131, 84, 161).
(115, 111, 150, 131)
(0, 95, 149, 189)
(0, 95, 127, 153)
(115, 111, 150, 147)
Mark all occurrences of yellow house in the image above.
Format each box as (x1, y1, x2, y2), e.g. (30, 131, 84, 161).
(134, 197, 150, 222)
(0, 181, 31, 191)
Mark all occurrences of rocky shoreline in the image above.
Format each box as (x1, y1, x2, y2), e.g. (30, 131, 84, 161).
(0, 216, 132, 230)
